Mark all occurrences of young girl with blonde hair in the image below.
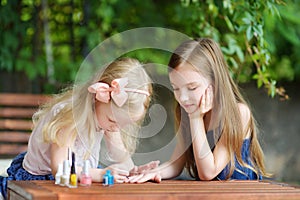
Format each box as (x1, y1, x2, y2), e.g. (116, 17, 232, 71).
(129, 38, 269, 183)
(0, 57, 157, 199)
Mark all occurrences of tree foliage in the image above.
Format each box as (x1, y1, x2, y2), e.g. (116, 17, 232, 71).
(0, 0, 298, 98)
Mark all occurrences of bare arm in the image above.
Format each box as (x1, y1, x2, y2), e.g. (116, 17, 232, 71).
(103, 131, 134, 170)
(50, 130, 130, 183)
(50, 142, 129, 183)
(189, 86, 251, 180)
(160, 141, 187, 179)
(50, 129, 73, 176)
(189, 116, 229, 180)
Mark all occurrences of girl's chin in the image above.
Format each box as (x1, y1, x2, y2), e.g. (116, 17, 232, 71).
(182, 107, 197, 114)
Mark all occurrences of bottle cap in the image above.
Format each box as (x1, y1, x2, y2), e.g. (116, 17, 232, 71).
(70, 152, 76, 174)
(82, 160, 90, 174)
(63, 160, 69, 175)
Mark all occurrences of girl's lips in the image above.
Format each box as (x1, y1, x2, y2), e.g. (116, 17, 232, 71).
(183, 104, 194, 109)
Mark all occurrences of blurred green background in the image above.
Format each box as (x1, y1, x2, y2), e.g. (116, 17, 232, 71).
(0, 0, 299, 184)
(1, 0, 299, 95)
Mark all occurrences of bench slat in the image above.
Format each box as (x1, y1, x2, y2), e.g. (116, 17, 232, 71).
(0, 144, 28, 155)
(0, 132, 31, 143)
(0, 108, 37, 118)
(0, 93, 50, 107)
(0, 119, 33, 130)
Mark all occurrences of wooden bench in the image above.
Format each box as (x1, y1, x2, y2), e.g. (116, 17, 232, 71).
(0, 93, 50, 158)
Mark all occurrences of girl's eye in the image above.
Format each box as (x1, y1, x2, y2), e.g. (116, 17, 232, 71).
(188, 86, 197, 91)
(172, 87, 179, 91)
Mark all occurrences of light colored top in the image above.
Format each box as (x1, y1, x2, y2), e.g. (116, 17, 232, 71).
(23, 101, 103, 175)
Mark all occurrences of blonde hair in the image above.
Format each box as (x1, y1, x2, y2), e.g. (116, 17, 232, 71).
(33, 57, 152, 157)
(168, 38, 268, 179)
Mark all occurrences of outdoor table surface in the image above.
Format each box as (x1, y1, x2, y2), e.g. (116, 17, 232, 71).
(7, 179, 300, 200)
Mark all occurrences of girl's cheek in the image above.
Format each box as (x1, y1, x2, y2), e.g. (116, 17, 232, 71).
(190, 89, 202, 100)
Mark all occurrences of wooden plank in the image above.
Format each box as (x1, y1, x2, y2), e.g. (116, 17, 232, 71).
(8, 190, 28, 200)
(0, 93, 50, 107)
(0, 131, 30, 142)
(8, 181, 57, 200)
(0, 119, 33, 130)
(0, 144, 28, 155)
(0, 108, 37, 118)
(7, 180, 300, 200)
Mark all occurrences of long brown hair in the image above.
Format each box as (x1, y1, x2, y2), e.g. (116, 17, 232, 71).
(169, 38, 268, 179)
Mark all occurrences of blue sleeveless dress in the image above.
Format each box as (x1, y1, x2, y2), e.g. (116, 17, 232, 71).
(216, 139, 262, 180)
(205, 129, 261, 180)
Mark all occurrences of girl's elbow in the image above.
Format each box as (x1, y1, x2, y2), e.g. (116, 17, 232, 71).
(198, 172, 216, 181)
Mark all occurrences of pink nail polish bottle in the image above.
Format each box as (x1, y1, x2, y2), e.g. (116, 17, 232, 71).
(80, 160, 92, 186)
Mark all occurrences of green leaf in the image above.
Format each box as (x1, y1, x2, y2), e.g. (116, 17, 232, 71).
(224, 15, 234, 32)
(247, 26, 254, 40)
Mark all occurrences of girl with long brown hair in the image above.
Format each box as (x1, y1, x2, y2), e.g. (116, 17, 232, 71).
(129, 38, 269, 182)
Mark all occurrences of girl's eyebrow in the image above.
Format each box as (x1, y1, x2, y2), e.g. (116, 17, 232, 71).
(187, 82, 201, 86)
(171, 81, 200, 87)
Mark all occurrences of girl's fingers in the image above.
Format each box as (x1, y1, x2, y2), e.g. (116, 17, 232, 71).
(114, 174, 128, 183)
(130, 160, 160, 175)
(153, 174, 162, 183)
(110, 166, 129, 176)
(205, 86, 209, 109)
(146, 160, 160, 170)
(115, 170, 129, 177)
(200, 93, 205, 112)
(128, 174, 144, 183)
(129, 165, 138, 175)
(208, 85, 213, 109)
(129, 173, 151, 183)
(128, 172, 161, 184)
(136, 173, 161, 183)
(135, 173, 154, 183)
(203, 85, 213, 113)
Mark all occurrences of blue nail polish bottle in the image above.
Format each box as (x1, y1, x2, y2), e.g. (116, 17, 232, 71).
(103, 170, 114, 186)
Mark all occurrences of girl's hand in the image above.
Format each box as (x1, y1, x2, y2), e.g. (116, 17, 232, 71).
(105, 164, 130, 183)
(129, 160, 160, 176)
(190, 85, 214, 119)
(127, 171, 162, 183)
(201, 85, 213, 114)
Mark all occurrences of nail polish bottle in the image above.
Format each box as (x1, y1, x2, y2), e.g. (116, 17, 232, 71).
(103, 170, 114, 186)
(69, 152, 77, 188)
(80, 160, 92, 186)
(55, 163, 63, 184)
(60, 160, 70, 186)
